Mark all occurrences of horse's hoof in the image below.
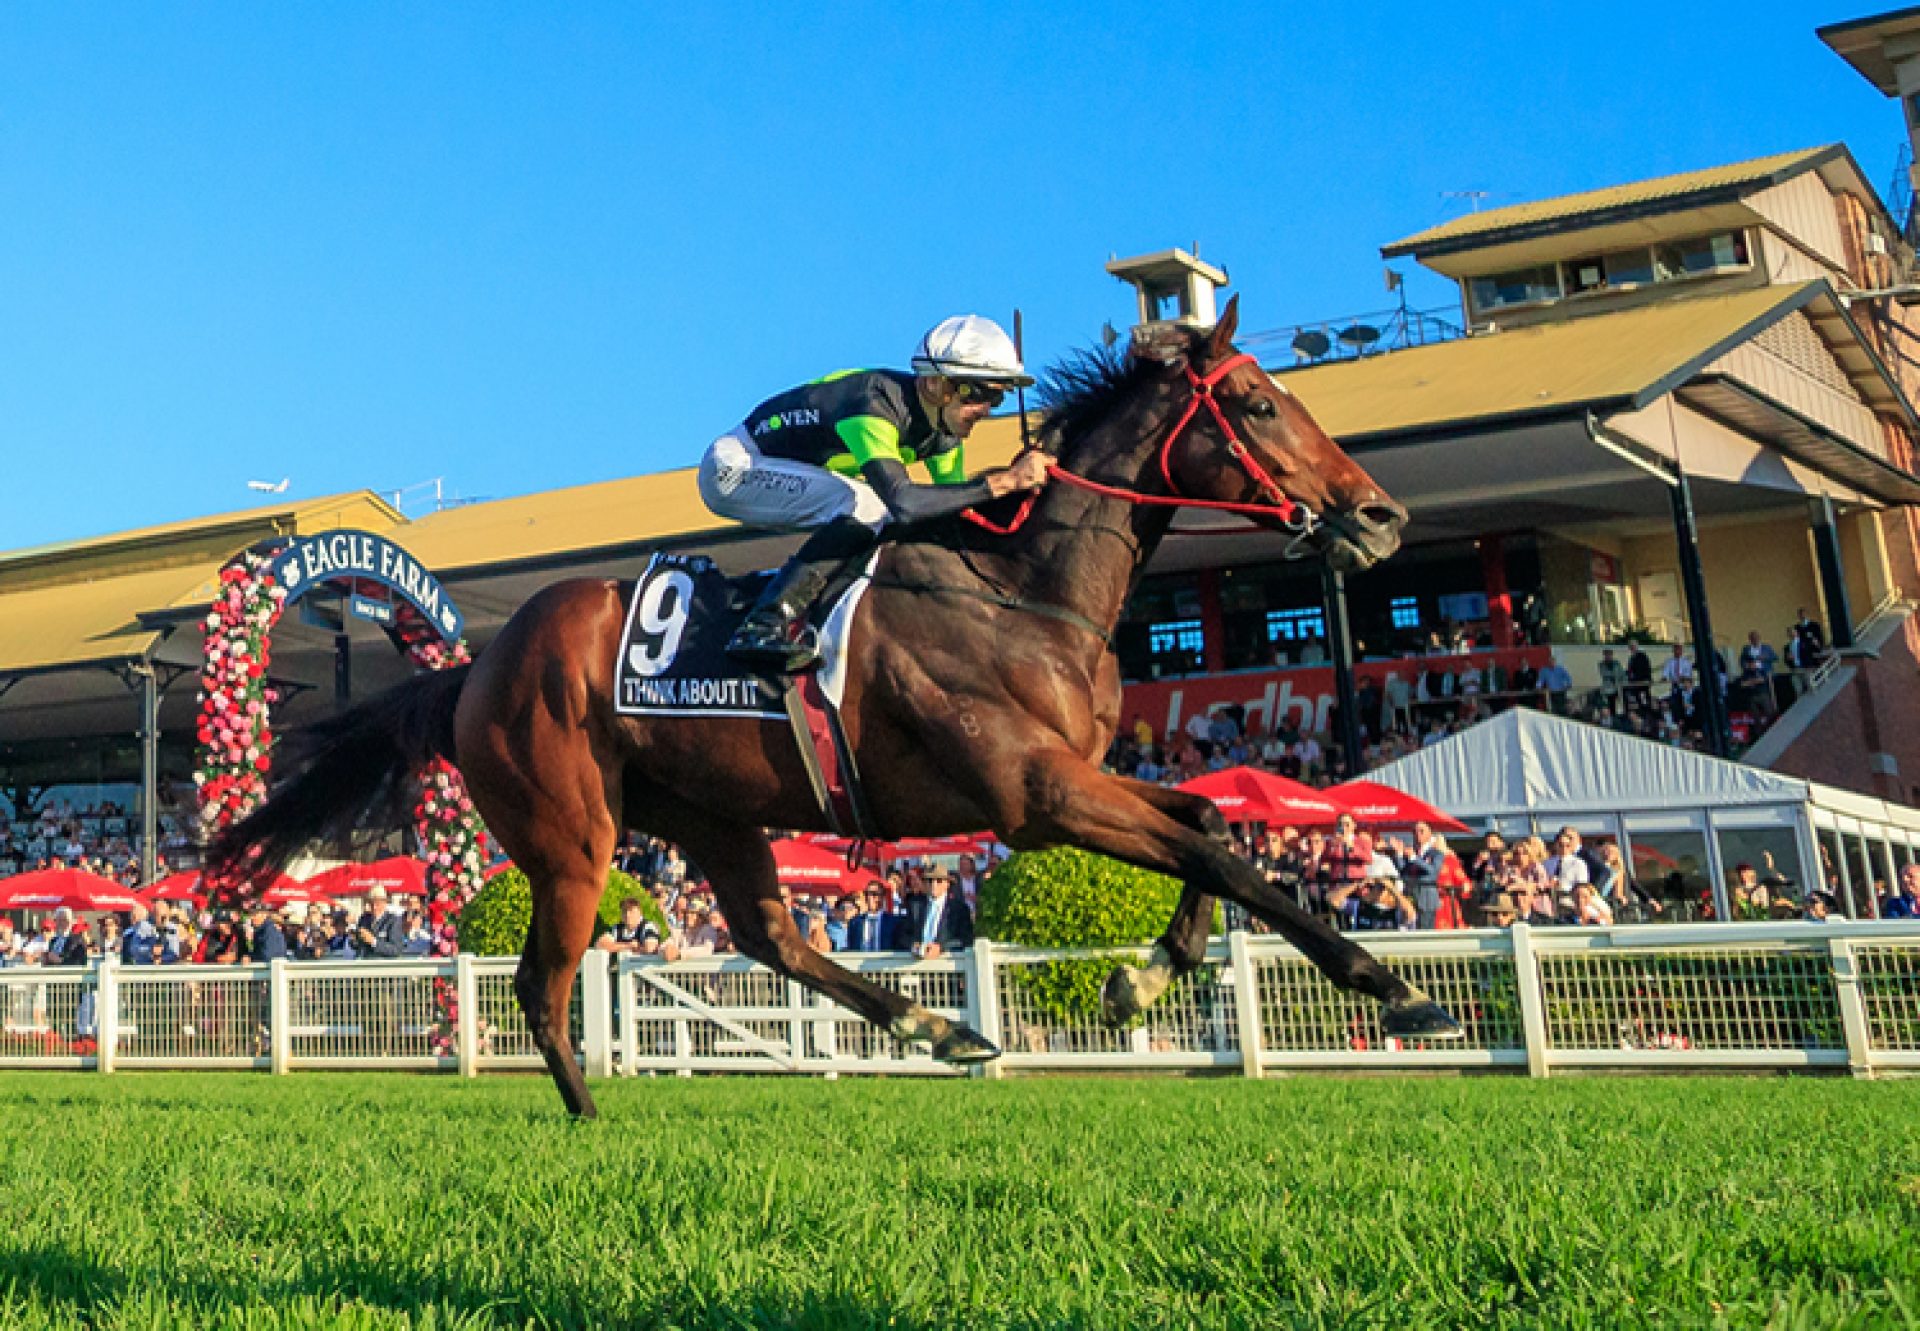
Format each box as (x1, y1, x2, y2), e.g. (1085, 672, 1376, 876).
(932, 1025, 1001, 1064)
(1101, 966, 1144, 1027)
(1382, 999, 1465, 1041)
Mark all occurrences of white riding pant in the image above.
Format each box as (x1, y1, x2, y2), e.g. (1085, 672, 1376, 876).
(698, 426, 891, 534)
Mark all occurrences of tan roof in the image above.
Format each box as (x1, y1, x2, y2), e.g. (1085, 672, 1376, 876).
(0, 561, 222, 675)
(401, 416, 1031, 574)
(1278, 284, 1819, 441)
(1383, 147, 1841, 258)
(0, 491, 402, 594)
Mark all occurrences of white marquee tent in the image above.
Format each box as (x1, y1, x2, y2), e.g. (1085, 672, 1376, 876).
(1367, 709, 1920, 918)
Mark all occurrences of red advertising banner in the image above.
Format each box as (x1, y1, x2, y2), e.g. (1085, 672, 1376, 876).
(1120, 648, 1555, 742)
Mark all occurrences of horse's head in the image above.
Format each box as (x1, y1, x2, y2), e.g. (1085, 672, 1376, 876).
(1151, 296, 1406, 571)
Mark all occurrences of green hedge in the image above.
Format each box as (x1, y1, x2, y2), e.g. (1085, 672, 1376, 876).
(456, 865, 666, 957)
(976, 847, 1190, 1026)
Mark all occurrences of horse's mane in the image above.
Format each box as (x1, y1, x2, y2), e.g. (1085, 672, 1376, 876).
(1032, 340, 1168, 457)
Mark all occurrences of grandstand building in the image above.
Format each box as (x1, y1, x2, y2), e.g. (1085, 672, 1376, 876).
(7, 20, 1920, 905)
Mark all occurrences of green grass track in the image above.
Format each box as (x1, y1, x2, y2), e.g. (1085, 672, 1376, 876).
(0, 1073, 1916, 1329)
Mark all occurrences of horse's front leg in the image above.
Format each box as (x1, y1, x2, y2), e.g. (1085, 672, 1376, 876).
(1001, 751, 1461, 1040)
(1098, 780, 1230, 1025)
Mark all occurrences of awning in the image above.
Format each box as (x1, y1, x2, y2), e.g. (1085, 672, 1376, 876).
(0, 561, 221, 677)
(1677, 377, 1920, 506)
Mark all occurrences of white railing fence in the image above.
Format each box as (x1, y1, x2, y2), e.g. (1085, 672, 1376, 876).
(3, 922, 1917, 1079)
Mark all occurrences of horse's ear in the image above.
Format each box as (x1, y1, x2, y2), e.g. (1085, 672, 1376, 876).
(1207, 294, 1241, 359)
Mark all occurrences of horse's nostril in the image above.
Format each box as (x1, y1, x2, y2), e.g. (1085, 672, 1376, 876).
(1357, 502, 1406, 533)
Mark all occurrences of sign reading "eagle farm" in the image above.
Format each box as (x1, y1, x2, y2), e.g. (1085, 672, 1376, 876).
(268, 530, 464, 641)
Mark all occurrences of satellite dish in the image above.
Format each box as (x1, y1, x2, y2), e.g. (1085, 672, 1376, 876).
(1338, 324, 1382, 351)
(1101, 321, 1119, 348)
(1290, 329, 1332, 360)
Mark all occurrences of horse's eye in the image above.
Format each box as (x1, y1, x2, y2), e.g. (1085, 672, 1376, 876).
(1245, 397, 1278, 419)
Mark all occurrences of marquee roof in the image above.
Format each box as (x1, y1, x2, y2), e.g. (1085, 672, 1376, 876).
(1367, 708, 1810, 819)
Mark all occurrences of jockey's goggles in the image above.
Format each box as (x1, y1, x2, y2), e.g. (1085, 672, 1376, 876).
(949, 381, 1008, 408)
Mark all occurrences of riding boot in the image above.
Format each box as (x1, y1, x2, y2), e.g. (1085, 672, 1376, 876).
(727, 518, 880, 673)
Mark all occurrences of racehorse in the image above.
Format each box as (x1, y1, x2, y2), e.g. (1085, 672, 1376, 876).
(209, 297, 1462, 1117)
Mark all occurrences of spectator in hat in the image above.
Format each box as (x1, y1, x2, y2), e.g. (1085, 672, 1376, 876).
(1479, 890, 1521, 929)
(902, 864, 973, 958)
(325, 910, 358, 959)
(401, 905, 435, 955)
(1803, 889, 1844, 922)
(354, 887, 407, 959)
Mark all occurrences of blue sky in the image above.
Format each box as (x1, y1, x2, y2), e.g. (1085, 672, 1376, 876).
(0, 3, 1901, 551)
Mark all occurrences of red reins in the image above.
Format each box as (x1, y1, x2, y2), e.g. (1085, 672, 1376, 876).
(963, 352, 1315, 537)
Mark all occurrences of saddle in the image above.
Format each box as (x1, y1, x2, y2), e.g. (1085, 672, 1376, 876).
(613, 552, 878, 837)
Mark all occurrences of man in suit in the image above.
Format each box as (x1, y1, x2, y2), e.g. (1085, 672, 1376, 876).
(901, 865, 974, 958)
(353, 886, 408, 959)
(846, 882, 901, 952)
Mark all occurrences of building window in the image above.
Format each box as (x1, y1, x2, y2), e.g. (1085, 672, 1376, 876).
(1265, 608, 1327, 642)
(1389, 596, 1421, 630)
(1653, 231, 1750, 280)
(1469, 264, 1561, 313)
(1147, 618, 1205, 665)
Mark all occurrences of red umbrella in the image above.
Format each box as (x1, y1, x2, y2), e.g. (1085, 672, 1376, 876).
(1324, 780, 1470, 834)
(1176, 766, 1344, 826)
(770, 838, 864, 895)
(140, 870, 212, 908)
(302, 856, 428, 900)
(145, 868, 310, 908)
(805, 833, 994, 864)
(0, 867, 144, 913)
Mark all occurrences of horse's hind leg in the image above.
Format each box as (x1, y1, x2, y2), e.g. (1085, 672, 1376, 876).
(662, 806, 999, 1064)
(514, 864, 607, 1118)
(462, 744, 618, 1118)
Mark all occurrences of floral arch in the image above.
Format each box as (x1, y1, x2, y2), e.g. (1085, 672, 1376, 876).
(195, 531, 489, 956)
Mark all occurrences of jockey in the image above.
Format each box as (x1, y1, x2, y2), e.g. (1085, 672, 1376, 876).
(700, 314, 1052, 672)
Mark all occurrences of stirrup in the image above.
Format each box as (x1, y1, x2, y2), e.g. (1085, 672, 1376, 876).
(726, 619, 822, 674)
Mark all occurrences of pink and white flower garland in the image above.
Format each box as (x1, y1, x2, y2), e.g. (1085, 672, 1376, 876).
(193, 551, 286, 833)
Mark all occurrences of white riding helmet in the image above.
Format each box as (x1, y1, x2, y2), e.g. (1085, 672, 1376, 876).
(911, 314, 1033, 386)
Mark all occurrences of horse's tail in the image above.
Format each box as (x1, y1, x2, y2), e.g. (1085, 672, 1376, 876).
(204, 665, 471, 888)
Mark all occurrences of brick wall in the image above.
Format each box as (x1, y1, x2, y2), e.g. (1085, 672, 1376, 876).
(1770, 612, 1920, 802)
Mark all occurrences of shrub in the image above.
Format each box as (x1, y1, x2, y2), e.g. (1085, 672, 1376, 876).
(976, 847, 1188, 1026)
(977, 847, 1183, 948)
(456, 865, 665, 957)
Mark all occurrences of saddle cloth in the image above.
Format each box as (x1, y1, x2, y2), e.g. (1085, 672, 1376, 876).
(612, 551, 874, 718)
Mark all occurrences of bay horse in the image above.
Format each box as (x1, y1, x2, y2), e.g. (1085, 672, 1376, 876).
(210, 297, 1462, 1117)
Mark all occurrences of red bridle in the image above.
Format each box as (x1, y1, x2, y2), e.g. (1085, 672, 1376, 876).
(964, 352, 1317, 537)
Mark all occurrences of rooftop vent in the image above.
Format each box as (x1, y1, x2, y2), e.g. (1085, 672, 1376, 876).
(1106, 247, 1229, 332)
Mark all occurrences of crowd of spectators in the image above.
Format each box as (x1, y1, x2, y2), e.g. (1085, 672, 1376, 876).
(1109, 607, 1838, 791)
(0, 791, 198, 887)
(1229, 817, 1851, 933)
(0, 885, 437, 970)
(600, 838, 985, 962)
